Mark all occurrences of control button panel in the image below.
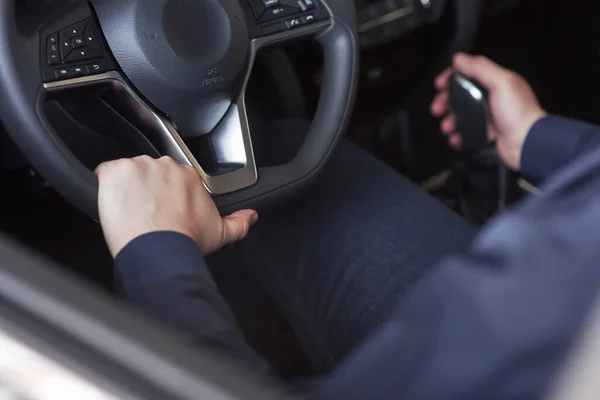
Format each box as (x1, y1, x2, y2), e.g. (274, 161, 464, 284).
(42, 18, 115, 82)
(246, 0, 329, 38)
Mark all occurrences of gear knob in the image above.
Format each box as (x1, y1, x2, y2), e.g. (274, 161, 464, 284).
(448, 72, 490, 152)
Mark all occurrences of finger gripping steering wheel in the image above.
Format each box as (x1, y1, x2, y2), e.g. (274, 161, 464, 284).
(0, 0, 359, 218)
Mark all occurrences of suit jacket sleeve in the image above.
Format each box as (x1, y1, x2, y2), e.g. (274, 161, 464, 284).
(314, 174, 600, 399)
(521, 115, 600, 185)
(114, 231, 271, 373)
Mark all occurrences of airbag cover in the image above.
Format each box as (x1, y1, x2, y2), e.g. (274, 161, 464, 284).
(90, 0, 250, 137)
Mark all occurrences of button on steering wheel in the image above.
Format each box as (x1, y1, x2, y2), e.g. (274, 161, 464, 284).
(0, 0, 359, 218)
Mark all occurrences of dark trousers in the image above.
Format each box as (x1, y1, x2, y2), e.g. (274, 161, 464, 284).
(213, 138, 477, 372)
(209, 121, 477, 372)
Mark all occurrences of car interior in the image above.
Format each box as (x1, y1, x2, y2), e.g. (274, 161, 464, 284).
(2, 0, 600, 391)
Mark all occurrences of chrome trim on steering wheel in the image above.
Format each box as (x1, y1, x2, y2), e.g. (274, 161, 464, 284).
(42, 20, 331, 196)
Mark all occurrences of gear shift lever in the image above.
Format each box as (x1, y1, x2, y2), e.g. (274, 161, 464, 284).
(448, 72, 508, 212)
(448, 72, 490, 152)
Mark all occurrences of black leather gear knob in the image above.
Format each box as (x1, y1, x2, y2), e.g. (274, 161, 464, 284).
(448, 72, 490, 152)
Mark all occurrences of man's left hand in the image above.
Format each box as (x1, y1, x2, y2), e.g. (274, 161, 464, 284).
(96, 155, 258, 258)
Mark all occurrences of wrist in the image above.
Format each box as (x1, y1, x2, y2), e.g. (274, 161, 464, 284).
(110, 229, 198, 259)
(105, 223, 198, 259)
(515, 110, 548, 170)
(513, 108, 548, 171)
(524, 108, 548, 138)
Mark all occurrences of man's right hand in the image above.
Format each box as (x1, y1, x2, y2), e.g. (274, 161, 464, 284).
(431, 53, 547, 171)
(96, 156, 258, 258)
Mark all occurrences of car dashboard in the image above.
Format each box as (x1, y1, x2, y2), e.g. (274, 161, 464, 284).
(355, 0, 447, 49)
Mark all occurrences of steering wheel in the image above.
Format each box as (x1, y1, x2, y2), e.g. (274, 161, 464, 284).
(0, 0, 359, 219)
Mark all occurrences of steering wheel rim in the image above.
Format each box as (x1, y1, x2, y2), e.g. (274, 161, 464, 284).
(0, 0, 359, 219)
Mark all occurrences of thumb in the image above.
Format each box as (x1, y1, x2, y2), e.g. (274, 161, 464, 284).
(453, 53, 509, 91)
(221, 210, 259, 246)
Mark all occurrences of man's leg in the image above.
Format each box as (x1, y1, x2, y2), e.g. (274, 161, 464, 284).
(236, 139, 477, 371)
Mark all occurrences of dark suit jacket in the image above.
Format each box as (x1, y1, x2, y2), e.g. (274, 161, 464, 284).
(115, 116, 600, 399)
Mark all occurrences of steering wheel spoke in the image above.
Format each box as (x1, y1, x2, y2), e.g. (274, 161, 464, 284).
(44, 70, 258, 195)
(199, 93, 258, 195)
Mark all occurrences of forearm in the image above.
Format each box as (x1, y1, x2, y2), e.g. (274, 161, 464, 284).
(521, 115, 600, 185)
(115, 231, 271, 373)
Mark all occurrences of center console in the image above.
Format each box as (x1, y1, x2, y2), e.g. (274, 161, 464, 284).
(356, 0, 446, 49)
